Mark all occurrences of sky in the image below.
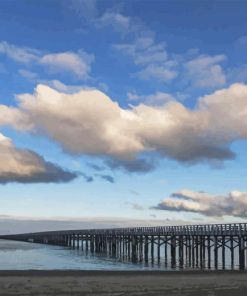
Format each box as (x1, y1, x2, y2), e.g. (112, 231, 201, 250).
(1, 0, 247, 231)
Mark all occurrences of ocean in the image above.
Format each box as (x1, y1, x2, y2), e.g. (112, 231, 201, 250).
(0, 239, 243, 270)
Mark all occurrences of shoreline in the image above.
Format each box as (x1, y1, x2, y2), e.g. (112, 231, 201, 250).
(0, 270, 247, 295)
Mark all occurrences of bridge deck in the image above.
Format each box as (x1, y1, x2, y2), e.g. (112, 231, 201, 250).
(1, 223, 247, 270)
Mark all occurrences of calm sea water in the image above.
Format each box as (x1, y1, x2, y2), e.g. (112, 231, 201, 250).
(0, 239, 165, 270)
(0, 239, 241, 270)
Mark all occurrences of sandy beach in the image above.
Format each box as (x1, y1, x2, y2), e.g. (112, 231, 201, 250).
(0, 270, 246, 295)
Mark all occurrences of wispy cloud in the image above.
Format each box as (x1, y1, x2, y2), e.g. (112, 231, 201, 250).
(152, 189, 247, 218)
(87, 162, 105, 171)
(0, 41, 94, 79)
(80, 172, 115, 183)
(115, 36, 177, 83)
(126, 202, 144, 210)
(80, 173, 94, 182)
(184, 54, 226, 88)
(0, 41, 40, 63)
(127, 91, 175, 106)
(95, 174, 115, 183)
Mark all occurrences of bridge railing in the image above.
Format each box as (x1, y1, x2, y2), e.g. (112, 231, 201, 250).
(2, 223, 247, 239)
(56, 223, 247, 236)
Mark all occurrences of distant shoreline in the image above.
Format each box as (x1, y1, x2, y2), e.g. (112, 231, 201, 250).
(0, 270, 247, 295)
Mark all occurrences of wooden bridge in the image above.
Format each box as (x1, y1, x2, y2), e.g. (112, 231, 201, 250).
(1, 223, 247, 269)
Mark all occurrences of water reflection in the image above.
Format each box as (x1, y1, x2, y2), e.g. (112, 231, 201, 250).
(0, 239, 245, 270)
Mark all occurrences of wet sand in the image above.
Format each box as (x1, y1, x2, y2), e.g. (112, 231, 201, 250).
(0, 270, 246, 295)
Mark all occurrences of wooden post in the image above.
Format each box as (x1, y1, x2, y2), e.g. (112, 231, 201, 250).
(214, 236, 218, 269)
(164, 237, 168, 265)
(151, 236, 154, 262)
(222, 236, 225, 269)
(157, 235, 160, 263)
(77, 234, 80, 249)
(188, 236, 192, 267)
(139, 236, 143, 262)
(144, 236, 149, 262)
(239, 236, 245, 270)
(179, 236, 183, 268)
(230, 236, 234, 268)
(85, 235, 88, 252)
(81, 235, 84, 251)
(192, 236, 195, 268)
(72, 235, 75, 249)
(131, 235, 137, 262)
(171, 236, 176, 268)
(207, 235, 211, 269)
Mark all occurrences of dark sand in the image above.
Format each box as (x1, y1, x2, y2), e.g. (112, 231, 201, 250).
(0, 270, 246, 295)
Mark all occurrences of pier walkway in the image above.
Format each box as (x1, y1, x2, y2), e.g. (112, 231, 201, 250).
(1, 223, 247, 269)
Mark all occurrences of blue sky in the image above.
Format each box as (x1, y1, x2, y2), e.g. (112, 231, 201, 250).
(0, 0, 247, 226)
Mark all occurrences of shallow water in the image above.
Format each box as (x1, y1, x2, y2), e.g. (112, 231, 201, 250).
(0, 239, 165, 270)
(0, 239, 243, 270)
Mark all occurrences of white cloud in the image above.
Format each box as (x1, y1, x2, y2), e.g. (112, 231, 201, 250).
(115, 37, 168, 66)
(0, 41, 40, 63)
(98, 12, 132, 32)
(184, 54, 226, 88)
(153, 189, 247, 218)
(69, 0, 98, 20)
(115, 36, 177, 82)
(1, 83, 247, 170)
(0, 133, 77, 183)
(40, 79, 85, 93)
(127, 91, 175, 106)
(0, 105, 32, 131)
(19, 69, 38, 80)
(0, 41, 94, 79)
(136, 64, 177, 82)
(40, 50, 94, 78)
(127, 92, 140, 101)
(236, 35, 247, 47)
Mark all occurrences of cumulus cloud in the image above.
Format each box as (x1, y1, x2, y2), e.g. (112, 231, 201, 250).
(0, 133, 77, 183)
(0, 41, 94, 78)
(40, 50, 94, 78)
(152, 189, 247, 218)
(184, 54, 226, 88)
(0, 105, 32, 131)
(1, 83, 247, 170)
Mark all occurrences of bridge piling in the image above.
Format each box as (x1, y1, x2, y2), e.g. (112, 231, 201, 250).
(1, 223, 246, 270)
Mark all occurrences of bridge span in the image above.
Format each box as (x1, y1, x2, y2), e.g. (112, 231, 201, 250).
(1, 223, 247, 269)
